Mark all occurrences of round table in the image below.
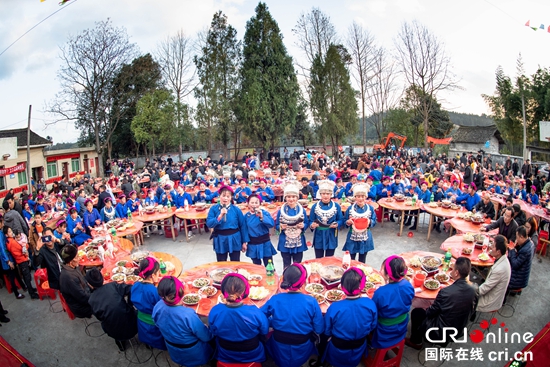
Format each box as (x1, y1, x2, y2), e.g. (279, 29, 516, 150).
(448, 216, 492, 235)
(420, 203, 461, 240)
(112, 220, 144, 247)
(78, 237, 134, 268)
(378, 198, 421, 236)
(399, 251, 455, 300)
(174, 207, 209, 241)
(439, 234, 495, 267)
(179, 261, 279, 317)
(299, 256, 385, 314)
(133, 208, 177, 241)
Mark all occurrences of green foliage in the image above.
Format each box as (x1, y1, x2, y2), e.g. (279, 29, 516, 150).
(131, 89, 176, 156)
(194, 11, 242, 154)
(239, 2, 299, 151)
(309, 44, 358, 151)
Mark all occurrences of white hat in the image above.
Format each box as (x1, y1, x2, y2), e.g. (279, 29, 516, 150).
(206, 169, 218, 178)
(223, 172, 231, 178)
(352, 183, 370, 197)
(317, 179, 336, 194)
(248, 171, 257, 177)
(263, 168, 272, 174)
(283, 180, 300, 198)
(234, 170, 243, 177)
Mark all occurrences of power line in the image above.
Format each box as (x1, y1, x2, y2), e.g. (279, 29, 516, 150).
(0, 0, 78, 58)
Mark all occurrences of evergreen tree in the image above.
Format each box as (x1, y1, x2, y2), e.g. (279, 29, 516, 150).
(239, 2, 299, 152)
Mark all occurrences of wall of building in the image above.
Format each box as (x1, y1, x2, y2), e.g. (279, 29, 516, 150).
(0, 147, 46, 198)
(450, 136, 500, 156)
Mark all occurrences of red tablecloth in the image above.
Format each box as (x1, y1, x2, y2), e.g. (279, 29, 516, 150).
(505, 321, 550, 367)
(0, 336, 35, 367)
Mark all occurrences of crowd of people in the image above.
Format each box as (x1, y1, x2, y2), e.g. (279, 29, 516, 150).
(0, 146, 546, 366)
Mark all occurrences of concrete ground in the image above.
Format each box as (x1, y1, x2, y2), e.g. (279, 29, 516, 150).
(1, 213, 549, 367)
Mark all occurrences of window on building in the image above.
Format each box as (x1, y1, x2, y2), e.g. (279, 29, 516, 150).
(17, 170, 27, 186)
(71, 158, 80, 172)
(0, 166, 5, 190)
(47, 162, 57, 178)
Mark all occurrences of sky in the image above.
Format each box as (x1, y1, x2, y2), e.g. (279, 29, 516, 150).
(1, 0, 549, 145)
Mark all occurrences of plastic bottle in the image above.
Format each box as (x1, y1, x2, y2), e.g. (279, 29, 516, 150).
(443, 248, 452, 271)
(266, 260, 275, 285)
(127, 208, 133, 223)
(412, 195, 417, 207)
(430, 192, 434, 203)
(342, 251, 351, 270)
(184, 199, 189, 211)
(341, 192, 346, 204)
(167, 200, 172, 211)
(308, 192, 312, 203)
(159, 258, 167, 274)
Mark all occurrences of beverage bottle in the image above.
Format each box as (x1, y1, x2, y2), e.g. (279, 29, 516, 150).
(342, 251, 351, 270)
(266, 260, 275, 285)
(167, 200, 172, 211)
(308, 193, 312, 203)
(341, 192, 346, 204)
(184, 199, 189, 211)
(430, 192, 434, 203)
(127, 208, 133, 223)
(159, 258, 167, 274)
(443, 248, 452, 271)
(412, 195, 417, 207)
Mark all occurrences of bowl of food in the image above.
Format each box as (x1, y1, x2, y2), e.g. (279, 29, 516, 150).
(429, 202, 438, 208)
(437, 201, 443, 207)
(192, 278, 211, 288)
(325, 289, 346, 302)
(474, 234, 485, 244)
(362, 282, 375, 293)
(450, 204, 461, 210)
(434, 273, 450, 283)
(305, 283, 325, 294)
(210, 268, 235, 285)
(409, 256, 422, 268)
(111, 273, 126, 283)
(116, 260, 128, 267)
(394, 194, 405, 202)
(267, 204, 277, 209)
(463, 233, 475, 242)
(367, 273, 385, 284)
(91, 237, 106, 246)
(249, 286, 269, 301)
(198, 286, 217, 298)
(106, 219, 122, 228)
(144, 206, 156, 214)
(471, 214, 484, 225)
(86, 249, 98, 260)
(248, 274, 262, 286)
(126, 275, 142, 284)
(112, 266, 127, 275)
(424, 279, 440, 290)
(478, 253, 490, 262)
(441, 200, 452, 208)
(130, 251, 149, 263)
(318, 266, 345, 284)
(182, 294, 200, 306)
(195, 203, 207, 211)
(298, 199, 309, 207)
(312, 293, 326, 305)
(420, 256, 442, 272)
(462, 247, 473, 255)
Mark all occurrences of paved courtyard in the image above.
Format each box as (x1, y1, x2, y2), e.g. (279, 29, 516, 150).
(1, 216, 548, 367)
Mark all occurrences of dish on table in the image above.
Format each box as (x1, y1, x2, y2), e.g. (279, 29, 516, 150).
(325, 289, 346, 302)
(434, 273, 450, 283)
(248, 274, 262, 286)
(198, 286, 217, 298)
(192, 278, 211, 288)
(305, 283, 325, 294)
(463, 233, 475, 242)
(318, 266, 345, 283)
(478, 253, 490, 262)
(362, 282, 375, 293)
(311, 293, 326, 305)
(182, 294, 200, 305)
(111, 273, 126, 282)
(116, 260, 128, 267)
(210, 268, 235, 284)
(131, 251, 149, 262)
(462, 247, 473, 255)
(409, 256, 422, 268)
(421, 256, 442, 271)
(249, 286, 269, 301)
(367, 273, 385, 284)
(424, 279, 440, 290)
(126, 275, 142, 283)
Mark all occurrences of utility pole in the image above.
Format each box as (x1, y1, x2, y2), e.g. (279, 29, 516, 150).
(26, 105, 32, 194)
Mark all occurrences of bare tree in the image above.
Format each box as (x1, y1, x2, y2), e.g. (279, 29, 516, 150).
(366, 47, 401, 141)
(156, 29, 196, 159)
(394, 20, 459, 147)
(49, 19, 138, 177)
(346, 22, 377, 150)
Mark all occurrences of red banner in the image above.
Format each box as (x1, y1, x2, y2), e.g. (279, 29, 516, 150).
(0, 163, 26, 177)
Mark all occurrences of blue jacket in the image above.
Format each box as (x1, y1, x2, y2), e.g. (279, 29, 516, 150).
(455, 192, 481, 211)
(0, 232, 15, 270)
(390, 182, 406, 196)
(508, 239, 534, 290)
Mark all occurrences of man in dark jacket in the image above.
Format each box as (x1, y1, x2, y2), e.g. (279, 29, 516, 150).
(86, 268, 137, 351)
(474, 192, 496, 220)
(96, 185, 110, 213)
(59, 245, 92, 318)
(407, 257, 477, 348)
(508, 226, 534, 291)
(463, 163, 473, 185)
(482, 207, 518, 242)
(511, 204, 526, 227)
(521, 159, 532, 179)
(35, 227, 64, 290)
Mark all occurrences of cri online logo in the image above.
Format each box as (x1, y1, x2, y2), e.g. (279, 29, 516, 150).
(426, 318, 533, 344)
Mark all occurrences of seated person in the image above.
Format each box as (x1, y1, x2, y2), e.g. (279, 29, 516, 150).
(59, 245, 92, 318)
(455, 183, 481, 211)
(527, 185, 539, 205)
(375, 176, 392, 200)
(53, 194, 67, 212)
(512, 203, 526, 227)
(474, 192, 496, 219)
(300, 177, 314, 199)
(234, 179, 252, 204)
(390, 174, 405, 196)
(125, 190, 142, 214)
(174, 184, 193, 209)
(66, 207, 91, 246)
(472, 235, 511, 316)
(444, 180, 462, 199)
(86, 268, 138, 351)
(508, 226, 534, 292)
(482, 207, 518, 242)
(333, 178, 346, 199)
(255, 179, 275, 203)
(100, 198, 116, 223)
(407, 257, 477, 349)
(82, 199, 102, 234)
(144, 189, 158, 207)
(115, 194, 128, 218)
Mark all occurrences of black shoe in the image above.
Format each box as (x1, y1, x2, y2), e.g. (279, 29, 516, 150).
(16, 294, 25, 300)
(1, 310, 7, 315)
(404, 220, 411, 226)
(115, 340, 127, 352)
(405, 337, 422, 350)
(0, 315, 10, 323)
(390, 215, 396, 222)
(30, 293, 40, 300)
(409, 225, 417, 230)
(435, 224, 441, 233)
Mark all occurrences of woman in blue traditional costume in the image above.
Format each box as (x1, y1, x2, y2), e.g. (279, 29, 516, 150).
(100, 197, 116, 223)
(309, 180, 342, 259)
(152, 276, 213, 366)
(261, 263, 324, 367)
(244, 194, 276, 266)
(321, 267, 377, 367)
(131, 257, 166, 350)
(209, 273, 269, 364)
(371, 255, 414, 349)
(343, 183, 377, 263)
(276, 181, 309, 269)
(115, 194, 128, 219)
(234, 179, 252, 204)
(66, 207, 90, 245)
(206, 186, 249, 262)
(255, 179, 275, 203)
(83, 198, 102, 234)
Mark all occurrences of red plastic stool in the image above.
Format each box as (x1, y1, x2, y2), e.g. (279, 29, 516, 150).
(375, 206, 384, 223)
(2, 273, 23, 294)
(58, 292, 75, 320)
(363, 338, 405, 367)
(217, 362, 261, 367)
(34, 268, 57, 300)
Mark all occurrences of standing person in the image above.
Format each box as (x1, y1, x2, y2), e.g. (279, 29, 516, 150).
(309, 180, 342, 258)
(209, 274, 269, 364)
(131, 257, 166, 350)
(206, 186, 249, 262)
(521, 159, 532, 179)
(153, 276, 213, 366)
(371, 256, 415, 349)
(261, 264, 324, 367)
(35, 227, 63, 290)
(4, 226, 39, 299)
(508, 226, 534, 292)
(343, 184, 377, 263)
(244, 195, 276, 266)
(0, 217, 25, 299)
(276, 181, 309, 269)
(321, 268, 377, 367)
(86, 268, 138, 352)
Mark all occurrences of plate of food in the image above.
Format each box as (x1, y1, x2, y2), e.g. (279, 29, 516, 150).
(131, 251, 149, 262)
(311, 293, 326, 305)
(356, 264, 373, 275)
(267, 204, 277, 209)
(248, 274, 262, 286)
(164, 261, 175, 274)
(421, 256, 442, 272)
(362, 282, 375, 293)
(428, 202, 438, 208)
(409, 256, 422, 268)
(111, 273, 126, 282)
(424, 279, 440, 290)
(126, 275, 142, 284)
(463, 233, 475, 242)
(478, 253, 490, 262)
(450, 204, 460, 210)
(192, 278, 211, 288)
(217, 294, 227, 305)
(325, 289, 346, 302)
(305, 283, 325, 294)
(91, 237, 106, 246)
(198, 286, 217, 298)
(86, 249, 98, 260)
(116, 260, 128, 267)
(182, 294, 200, 306)
(249, 286, 270, 301)
(112, 266, 127, 274)
(236, 268, 251, 279)
(367, 273, 385, 284)
(318, 266, 345, 283)
(434, 273, 450, 283)
(210, 268, 235, 284)
(462, 247, 473, 255)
